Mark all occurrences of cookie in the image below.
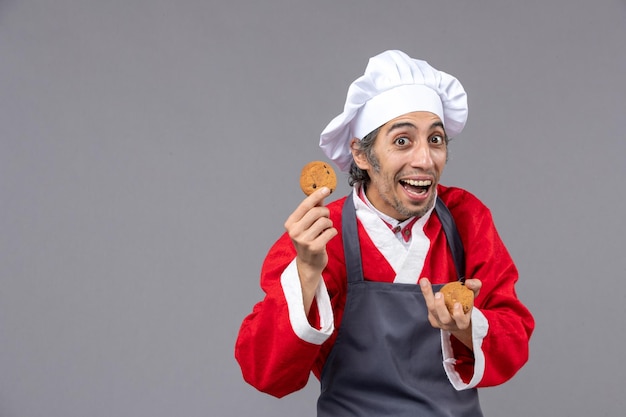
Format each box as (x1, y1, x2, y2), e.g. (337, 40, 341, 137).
(440, 281, 474, 314)
(299, 161, 337, 196)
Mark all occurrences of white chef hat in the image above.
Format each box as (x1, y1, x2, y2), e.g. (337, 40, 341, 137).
(319, 50, 468, 172)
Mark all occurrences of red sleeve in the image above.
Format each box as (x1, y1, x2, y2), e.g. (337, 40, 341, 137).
(234, 232, 322, 398)
(442, 186, 535, 387)
(450, 337, 475, 383)
(234, 197, 348, 398)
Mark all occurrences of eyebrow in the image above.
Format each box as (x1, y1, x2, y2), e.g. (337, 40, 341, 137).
(386, 121, 445, 134)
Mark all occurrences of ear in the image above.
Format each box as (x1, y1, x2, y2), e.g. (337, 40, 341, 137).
(350, 138, 371, 170)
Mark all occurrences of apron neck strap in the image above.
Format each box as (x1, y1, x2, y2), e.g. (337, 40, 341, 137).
(434, 197, 466, 282)
(341, 197, 364, 283)
(341, 195, 466, 283)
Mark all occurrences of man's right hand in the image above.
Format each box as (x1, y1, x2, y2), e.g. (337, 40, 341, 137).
(284, 187, 338, 314)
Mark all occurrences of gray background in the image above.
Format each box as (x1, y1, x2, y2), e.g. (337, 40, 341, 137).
(1, 0, 625, 416)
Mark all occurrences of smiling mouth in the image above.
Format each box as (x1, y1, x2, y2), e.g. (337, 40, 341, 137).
(400, 179, 432, 196)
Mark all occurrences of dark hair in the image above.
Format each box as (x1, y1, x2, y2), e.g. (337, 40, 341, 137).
(348, 126, 381, 187)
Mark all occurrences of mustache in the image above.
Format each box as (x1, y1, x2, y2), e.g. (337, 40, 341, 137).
(396, 169, 437, 178)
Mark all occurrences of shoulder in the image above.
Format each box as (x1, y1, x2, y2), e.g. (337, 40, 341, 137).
(437, 184, 490, 215)
(436, 185, 496, 233)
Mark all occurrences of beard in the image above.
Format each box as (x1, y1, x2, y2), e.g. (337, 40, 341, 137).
(377, 183, 436, 219)
(366, 151, 437, 220)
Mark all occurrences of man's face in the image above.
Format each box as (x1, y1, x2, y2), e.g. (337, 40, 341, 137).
(352, 111, 448, 220)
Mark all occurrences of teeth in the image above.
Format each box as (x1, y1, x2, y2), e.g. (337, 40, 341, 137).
(402, 179, 432, 186)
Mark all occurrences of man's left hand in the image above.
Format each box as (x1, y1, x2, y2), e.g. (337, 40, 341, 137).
(419, 278, 482, 350)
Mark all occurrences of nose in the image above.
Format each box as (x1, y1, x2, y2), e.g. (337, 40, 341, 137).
(410, 141, 434, 168)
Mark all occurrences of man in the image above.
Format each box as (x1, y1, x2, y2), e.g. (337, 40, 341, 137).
(235, 50, 534, 416)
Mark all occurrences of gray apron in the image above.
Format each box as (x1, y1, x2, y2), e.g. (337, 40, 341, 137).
(317, 198, 483, 416)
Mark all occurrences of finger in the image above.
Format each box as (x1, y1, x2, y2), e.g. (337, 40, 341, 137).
(419, 278, 436, 326)
(419, 278, 436, 311)
(289, 207, 333, 242)
(463, 278, 482, 298)
(311, 226, 338, 250)
(285, 187, 331, 227)
(450, 302, 471, 329)
(433, 292, 453, 325)
(301, 218, 337, 250)
(299, 206, 332, 229)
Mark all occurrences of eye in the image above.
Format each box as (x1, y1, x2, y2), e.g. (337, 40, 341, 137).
(394, 137, 409, 146)
(430, 135, 445, 145)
